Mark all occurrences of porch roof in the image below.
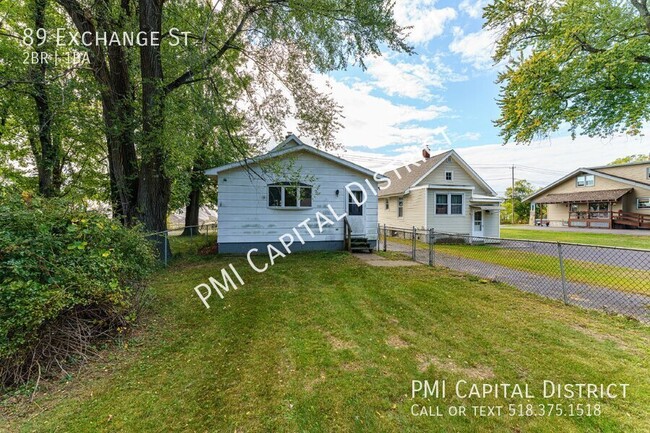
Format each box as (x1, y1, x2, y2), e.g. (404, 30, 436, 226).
(535, 188, 632, 204)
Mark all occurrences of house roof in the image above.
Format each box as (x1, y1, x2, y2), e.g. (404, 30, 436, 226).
(378, 149, 497, 197)
(525, 167, 650, 202)
(534, 188, 633, 204)
(204, 135, 381, 179)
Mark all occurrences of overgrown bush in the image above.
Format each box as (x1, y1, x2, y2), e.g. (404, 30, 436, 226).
(0, 189, 156, 389)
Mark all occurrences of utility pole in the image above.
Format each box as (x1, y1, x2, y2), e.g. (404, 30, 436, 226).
(511, 165, 516, 224)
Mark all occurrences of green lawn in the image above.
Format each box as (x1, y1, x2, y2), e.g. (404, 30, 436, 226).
(501, 227, 650, 250)
(2, 251, 649, 432)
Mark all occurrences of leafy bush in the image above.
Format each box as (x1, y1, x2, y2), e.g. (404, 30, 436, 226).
(0, 188, 156, 389)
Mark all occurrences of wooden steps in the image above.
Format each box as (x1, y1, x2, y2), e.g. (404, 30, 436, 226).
(350, 237, 373, 253)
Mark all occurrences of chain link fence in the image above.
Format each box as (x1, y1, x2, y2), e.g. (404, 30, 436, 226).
(146, 222, 217, 265)
(378, 225, 650, 322)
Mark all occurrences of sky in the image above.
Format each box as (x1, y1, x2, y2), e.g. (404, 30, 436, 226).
(304, 0, 650, 196)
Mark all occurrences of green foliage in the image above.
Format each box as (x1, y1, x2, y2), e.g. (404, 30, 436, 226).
(485, 0, 650, 143)
(608, 154, 650, 165)
(0, 188, 156, 387)
(501, 179, 536, 223)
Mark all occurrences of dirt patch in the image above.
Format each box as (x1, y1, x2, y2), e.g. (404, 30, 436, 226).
(570, 324, 642, 354)
(305, 371, 327, 392)
(341, 361, 363, 371)
(324, 332, 357, 351)
(416, 354, 494, 379)
(386, 335, 409, 349)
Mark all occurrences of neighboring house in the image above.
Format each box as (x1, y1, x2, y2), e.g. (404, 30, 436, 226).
(525, 161, 650, 229)
(378, 150, 502, 237)
(205, 135, 380, 254)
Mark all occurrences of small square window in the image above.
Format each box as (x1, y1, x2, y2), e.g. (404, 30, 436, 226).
(445, 171, 453, 181)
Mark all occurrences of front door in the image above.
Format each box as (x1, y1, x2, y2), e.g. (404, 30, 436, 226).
(347, 190, 366, 236)
(472, 210, 483, 237)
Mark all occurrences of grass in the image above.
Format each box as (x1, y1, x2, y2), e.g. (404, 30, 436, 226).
(2, 249, 649, 432)
(500, 227, 650, 250)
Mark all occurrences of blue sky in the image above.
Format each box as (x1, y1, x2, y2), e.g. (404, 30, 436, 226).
(309, 0, 650, 195)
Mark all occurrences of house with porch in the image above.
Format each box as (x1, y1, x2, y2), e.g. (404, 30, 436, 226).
(378, 149, 502, 237)
(525, 161, 650, 229)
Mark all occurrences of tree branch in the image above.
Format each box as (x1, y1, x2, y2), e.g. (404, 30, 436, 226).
(163, 6, 257, 94)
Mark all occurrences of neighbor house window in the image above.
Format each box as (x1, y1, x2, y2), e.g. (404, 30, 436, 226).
(398, 197, 404, 217)
(268, 183, 312, 208)
(436, 193, 464, 215)
(576, 174, 595, 187)
(569, 204, 579, 212)
(385, 199, 389, 210)
(647, 167, 650, 179)
(638, 198, 650, 209)
(445, 171, 453, 181)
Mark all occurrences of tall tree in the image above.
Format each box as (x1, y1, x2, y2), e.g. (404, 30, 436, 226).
(502, 179, 536, 224)
(609, 154, 650, 165)
(50, 0, 411, 255)
(485, 0, 650, 143)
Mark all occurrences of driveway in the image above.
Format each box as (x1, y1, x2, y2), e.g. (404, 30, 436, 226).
(386, 241, 650, 323)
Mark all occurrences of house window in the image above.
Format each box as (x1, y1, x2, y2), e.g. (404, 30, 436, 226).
(436, 193, 464, 215)
(647, 167, 650, 179)
(450, 194, 463, 214)
(348, 190, 363, 215)
(398, 197, 404, 217)
(268, 183, 312, 208)
(385, 199, 389, 210)
(569, 204, 579, 212)
(435, 194, 448, 214)
(638, 198, 650, 209)
(576, 174, 595, 187)
(445, 171, 453, 181)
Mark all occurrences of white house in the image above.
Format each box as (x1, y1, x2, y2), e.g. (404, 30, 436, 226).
(378, 149, 502, 237)
(205, 135, 380, 254)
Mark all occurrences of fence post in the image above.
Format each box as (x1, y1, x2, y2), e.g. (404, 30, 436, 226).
(557, 242, 568, 304)
(377, 223, 380, 251)
(383, 224, 387, 252)
(429, 228, 435, 266)
(164, 231, 169, 267)
(412, 226, 416, 260)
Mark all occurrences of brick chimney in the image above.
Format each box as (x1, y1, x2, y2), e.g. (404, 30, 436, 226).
(422, 147, 430, 159)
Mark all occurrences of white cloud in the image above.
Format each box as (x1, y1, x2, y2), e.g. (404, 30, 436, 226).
(459, 0, 487, 19)
(394, 0, 457, 44)
(311, 75, 451, 150)
(455, 134, 650, 194)
(449, 27, 496, 70)
(365, 55, 466, 100)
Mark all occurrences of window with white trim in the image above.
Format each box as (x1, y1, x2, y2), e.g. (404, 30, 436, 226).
(435, 193, 463, 215)
(268, 183, 312, 208)
(445, 171, 453, 181)
(576, 174, 595, 187)
(398, 197, 404, 217)
(638, 197, 650, 209)
(348, 190, 363, 216)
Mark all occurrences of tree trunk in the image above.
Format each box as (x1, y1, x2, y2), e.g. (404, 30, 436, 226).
(31, 0, 60, 197)
(181, 186, 200, 236)
(138, 0, 171, 258)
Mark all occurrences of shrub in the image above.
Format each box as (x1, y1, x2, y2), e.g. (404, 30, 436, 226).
(0, 188, 156, 389)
